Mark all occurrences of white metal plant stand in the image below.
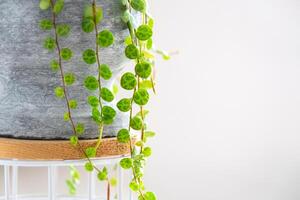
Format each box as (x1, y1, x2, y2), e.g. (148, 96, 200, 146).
(0, 156, 133, 200)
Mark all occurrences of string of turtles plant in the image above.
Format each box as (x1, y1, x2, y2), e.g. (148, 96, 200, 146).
(39, 0, 167, 199)
(39, 0, 116, 198)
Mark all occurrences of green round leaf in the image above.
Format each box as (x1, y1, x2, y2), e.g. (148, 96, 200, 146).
(50, 60, 59, 71)
(100, 64, 112, 80)
(39, 19, 53, 30)
(60, 48, 73, 61)
(84, 76, 99, 91)
(97, 30, 114, 47)
(64, 72, 76, 85)
(69, 136, 78, 146)
(133, 88, 149, 105)
(85, 147, 96, 158)
(87, 96, 99, 107)
(117, 129, 130, 143)
(82, 49, 96, 64)
(136, 25, 153, 41)
(84, 5, 103, 24)
(97, 171, 107, 181)
(91, 107, 101, 123)
(130, 116, 143, 130)
(125, 44, 139, 59)
(82, 18, 95, 33)
(54, 87, 64, 98)
(85, 162, 94, 172)
(129, 181, 140, 192)
(39, 0, 50, 10)
(64, 112, 70, 121)
(101, 87, 114, 102)
(57, 24, 71, 37)
(102, 106, 116, 125)
(121, 72, 137, 90)
(117, 98, 131, 112)
(135, 62, 152, 78)
(120, 158, 132, 169)
(75, 123, 85, 134)
(139, 192, 156, 200)
(69, 99, 77, 109)
(43, 37, 56, 51)
(130, 0, 146, 12)
(142, 147, 152, 157)
(53, 0, 64, 14)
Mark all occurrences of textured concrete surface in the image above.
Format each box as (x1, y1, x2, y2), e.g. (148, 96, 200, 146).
(0, 0, 130, 139)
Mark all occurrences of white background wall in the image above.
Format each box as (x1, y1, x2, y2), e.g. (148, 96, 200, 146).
(1, 0, 300, 199)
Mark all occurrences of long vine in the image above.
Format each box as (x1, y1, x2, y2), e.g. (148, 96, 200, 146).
(39, 0, 163, 199)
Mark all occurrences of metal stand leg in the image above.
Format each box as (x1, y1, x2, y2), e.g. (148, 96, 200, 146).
(118, 165, 123, 200)
(88, 170, 95, 200)
(12, 166, 18, 200)
(48, 166, 56, 200)
(4, 166, 10, 200)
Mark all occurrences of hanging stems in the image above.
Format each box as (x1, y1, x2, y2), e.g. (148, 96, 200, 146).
(91, 0, 105, 151)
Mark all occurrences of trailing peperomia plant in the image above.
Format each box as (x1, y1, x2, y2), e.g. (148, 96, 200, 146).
(39, 0, 169, 199)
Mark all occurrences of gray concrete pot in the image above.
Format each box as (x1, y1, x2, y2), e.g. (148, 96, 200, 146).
(0, 0, 129, 139)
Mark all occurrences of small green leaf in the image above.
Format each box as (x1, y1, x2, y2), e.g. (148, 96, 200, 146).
(97, 30, 114, 47)
(139, 192, 157, 200)
(91, 107, 101, 123)
(136, 25, 153, 41)
(84, 162, 94, 172)
(121, 72, 137, 90)
(148, 18, 154, 29)
(140, 80, 153, 89)
(133, 88, 149, 105)
(85, 147, 96, 158)
(39, 0, 50, 10)
(145, 131, 156, 138)
(130, 116, 143, 130)
(54, 87, 64, 98)
(117, 98, 131, 112)
(142, 147, 152, 157)
(43, 37, 56, 51)
(60, 48, 73, 61)
(69, 99, 77, 109)
(117, 129, 130, 143)
(100, 64, 112, 80)
(84, 76, 99, 91)
(64, 112, 70, 121)
(146, 38, 153, 49)
(97, 169, 107, 181)
(101, 87, 114, 102)
(75, 123, 85, 134)
(64, 72, 76, 85)
(82, 49, 96, 64)
(53, 0, 64, 14)
(136, 110, 149, 118)
(70, 136, 78, 146)
(113, 84, 119, 95)
(82, 18, 94, 33)
(57, 24, 71, 37)
(50, 60, 59, 71)
(130, 0, 146, 12)
(135, 62, 152, 79)
(124, 36, 132, 45)
(87, 96, 99, 107)
(110, 178, 117, 187)
(129, 181, 140, 191)
(83, 5, 103, 24)
(102, 106, 116, 125)
(120, 158, 132, 169)
(39, 19, 53, 30)
(125, 44, 139, 59)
